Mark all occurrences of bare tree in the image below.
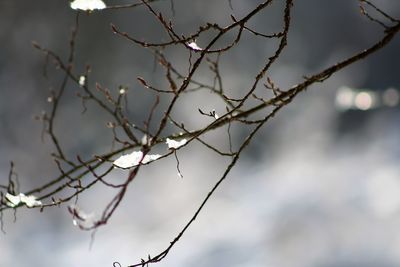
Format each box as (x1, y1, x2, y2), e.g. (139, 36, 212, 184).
(1, 0, 399, 266)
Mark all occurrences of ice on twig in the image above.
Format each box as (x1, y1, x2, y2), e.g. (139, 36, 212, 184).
(68, 204, 96, 228)
(5, 193, 42, 208)
(187, 41, 202, 51)
(113, 151, 161, 169)
(70, 0, 106, 11)
(79, 76, 86, 86)
(166, 138, 187, 149)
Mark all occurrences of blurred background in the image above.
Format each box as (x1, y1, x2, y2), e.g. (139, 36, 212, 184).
(1, 0, 400, 266)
